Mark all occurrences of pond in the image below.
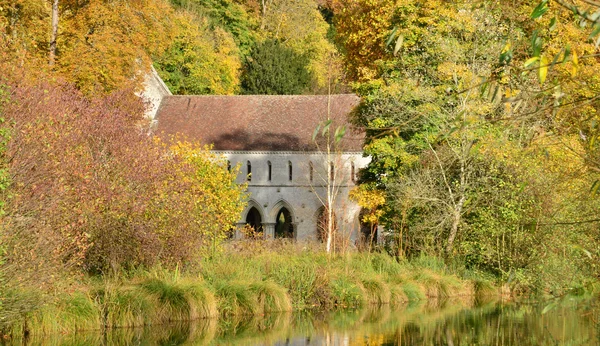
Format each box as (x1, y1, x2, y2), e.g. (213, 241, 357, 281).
(12, 297, 600, 345)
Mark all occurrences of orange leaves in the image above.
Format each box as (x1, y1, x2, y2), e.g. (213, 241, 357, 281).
(56, 0, 176, 95)
(1, 0, 179, 95)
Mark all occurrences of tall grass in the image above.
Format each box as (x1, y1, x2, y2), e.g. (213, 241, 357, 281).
(2, 246, 495, 338)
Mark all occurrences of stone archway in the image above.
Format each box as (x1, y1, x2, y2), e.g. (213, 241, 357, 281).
(245, 206, 263, 234)
(274, 207, 294, 238)
(269, 200, 296, 239)
(315, 206, 337, 243)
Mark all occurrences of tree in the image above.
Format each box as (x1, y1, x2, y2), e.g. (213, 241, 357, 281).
(241, 39, 312, 94)
(343, 0, 600, 292)
(154, 12, 241, 95)
(1, 0, 177, 94)
(332, 0, 399, 81)
(490, 0, 600, 178)
(170, 0, 259, 57)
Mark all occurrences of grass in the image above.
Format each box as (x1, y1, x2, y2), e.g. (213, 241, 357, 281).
(2, 244, 498, 338)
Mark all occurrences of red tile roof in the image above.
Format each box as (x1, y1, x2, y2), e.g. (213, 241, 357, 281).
(154, 94, 364, 151)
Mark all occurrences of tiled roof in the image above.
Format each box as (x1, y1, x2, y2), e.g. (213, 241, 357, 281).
(154, 94, 364, 151)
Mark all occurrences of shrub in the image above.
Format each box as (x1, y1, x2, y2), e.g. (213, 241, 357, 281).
(1, 80, 245, 274)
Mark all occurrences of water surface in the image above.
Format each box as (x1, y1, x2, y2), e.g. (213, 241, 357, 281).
(15, 297, 600, 345)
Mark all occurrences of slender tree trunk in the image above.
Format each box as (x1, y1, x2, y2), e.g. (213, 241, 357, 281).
(446, 196, 464, 256)
(49, 0, 59, 66)
(446, 156, 467, 257)
(325, 89, 334, 254)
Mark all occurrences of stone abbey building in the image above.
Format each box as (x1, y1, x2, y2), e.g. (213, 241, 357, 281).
(144, 70, 372, 242)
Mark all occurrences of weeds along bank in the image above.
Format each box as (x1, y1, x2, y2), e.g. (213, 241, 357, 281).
(1, 246, 497, 338)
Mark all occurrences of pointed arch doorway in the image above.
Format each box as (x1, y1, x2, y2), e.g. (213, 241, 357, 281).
(274, 207, 294, 239)
(245, 206, 263, 234)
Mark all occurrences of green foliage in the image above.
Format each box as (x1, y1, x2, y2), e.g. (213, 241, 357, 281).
(170, 0, 258, 57)
(154, 13, 241, 95)
(240, 39, 313, 95)
(346, 0, 600, 295)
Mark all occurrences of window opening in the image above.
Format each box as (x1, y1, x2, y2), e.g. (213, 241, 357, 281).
(247, 160, 252, 181)
(268, 161, 272, 181)
(288, 161, 293, 181)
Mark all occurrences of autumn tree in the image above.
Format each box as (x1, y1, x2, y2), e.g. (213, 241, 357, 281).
(1, 0, 246, 96)
(1, 79, 246, 273)
(332, 0, 402, 81)
(154, 12, 241, 95)
(487, 0, 600, 180)
(170, 0, 259, 57)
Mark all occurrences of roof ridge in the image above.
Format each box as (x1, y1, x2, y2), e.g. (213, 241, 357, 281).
(163, 94, 358, 98)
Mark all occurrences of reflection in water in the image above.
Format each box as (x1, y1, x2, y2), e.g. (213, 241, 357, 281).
(10, 297, 600, 345)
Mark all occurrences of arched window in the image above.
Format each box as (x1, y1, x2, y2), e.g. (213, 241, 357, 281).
(267, 161, 272, 181)
(288, 161, 293, 181)
(309, 161, 314, 182)
(351, 162, 355, 182)
(247, 160, 252, 181)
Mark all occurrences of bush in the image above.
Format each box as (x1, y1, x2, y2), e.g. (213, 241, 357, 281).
(1, 80, 245, 274)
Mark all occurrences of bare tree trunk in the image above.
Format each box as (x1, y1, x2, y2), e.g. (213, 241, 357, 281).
(446, 149, 468, 257)
(325, 86, 334, 254)
(49, 0, 59, 66)
(446, 196, 465, 256)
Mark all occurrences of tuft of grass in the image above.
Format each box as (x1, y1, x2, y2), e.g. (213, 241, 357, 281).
(402, 282, 426, 301)
(389, 285, 408, 306)
(179, 281, 218, 319)
(214, 281, 259, 316)
(410, 255, 447, 273)
(139, 278, 200, 322)
(369, 253, 402, 277)
(473, 279, 497, 298)
(413, 271, 464, 298)
(98, 285, 156, 328)
(266, 256, 319, 309)
(26, 292, 101, 335)
(330, 277, 365, 308)
(361, 278, 391, 304)
(249, 281, 292, 313)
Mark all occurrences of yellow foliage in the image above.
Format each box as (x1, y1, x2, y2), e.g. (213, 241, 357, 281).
(156, 139, 247, 256)
(349, 186, 385, 225)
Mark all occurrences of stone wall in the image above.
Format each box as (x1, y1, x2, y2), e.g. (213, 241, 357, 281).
(216, 150, 371, 242)
(139, 66, 172, 121)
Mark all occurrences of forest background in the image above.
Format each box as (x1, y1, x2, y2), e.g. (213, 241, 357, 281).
(1, 0, 600, 334)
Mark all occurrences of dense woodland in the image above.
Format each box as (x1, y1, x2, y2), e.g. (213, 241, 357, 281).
(1, 0, 600, 332)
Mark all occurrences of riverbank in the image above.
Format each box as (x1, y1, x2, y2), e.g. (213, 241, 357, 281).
(1, 243, 498, 338)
